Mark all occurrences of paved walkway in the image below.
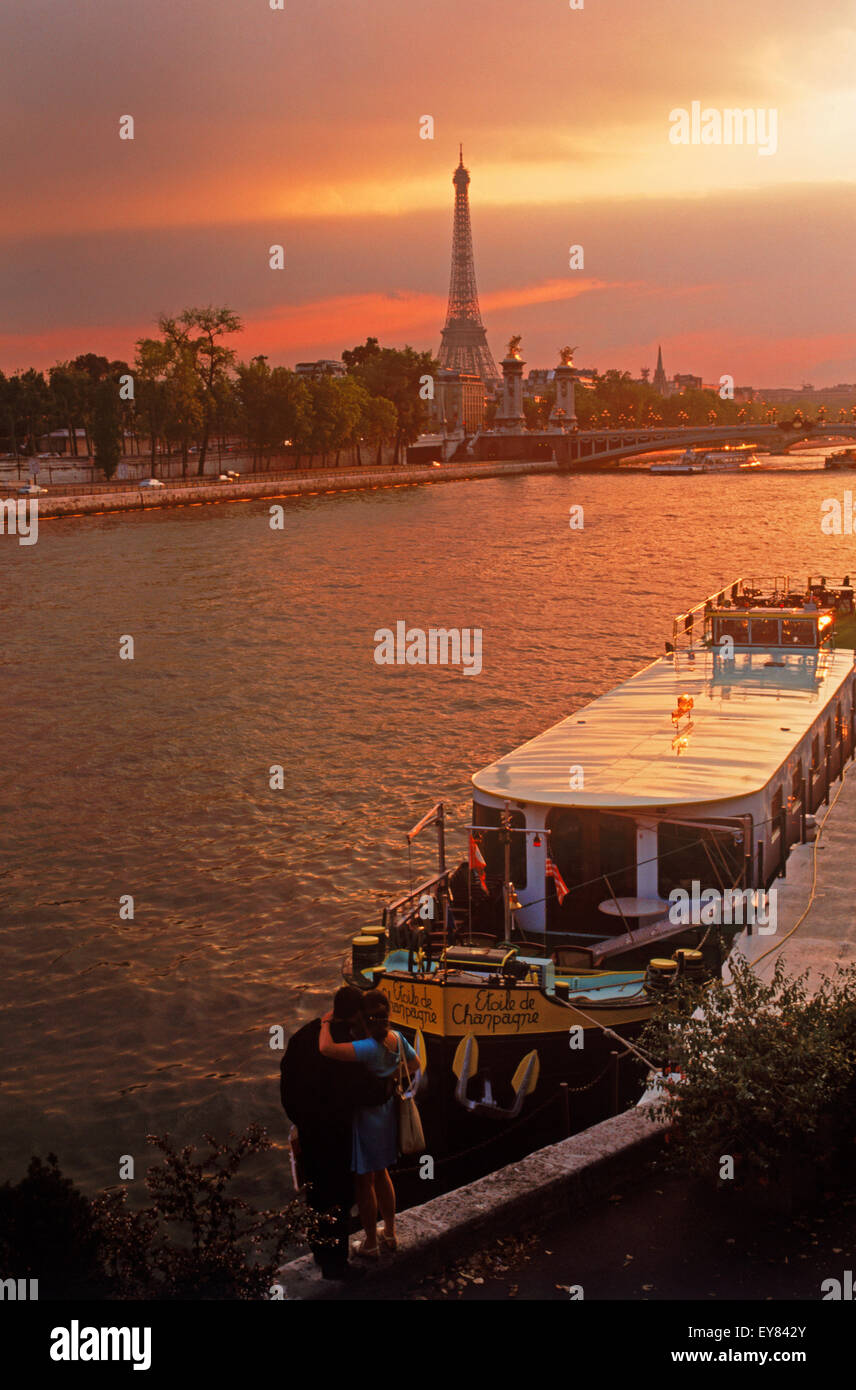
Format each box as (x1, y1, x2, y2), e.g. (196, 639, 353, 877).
(406, 1170, 856, 1301)
(739, 759, 856, 989)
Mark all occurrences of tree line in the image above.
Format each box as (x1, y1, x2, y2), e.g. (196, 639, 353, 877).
(0, 307, 437, 478)
(4, 316, 851, 480)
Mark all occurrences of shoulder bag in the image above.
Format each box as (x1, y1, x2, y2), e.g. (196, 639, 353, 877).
(393, 1033, 425, 1156)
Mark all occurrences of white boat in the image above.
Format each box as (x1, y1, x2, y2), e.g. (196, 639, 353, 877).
(649, 459, 698, 474)
(651, 446, 761, 473)
(471, 575, 852, 945)
(341, 576, 856, 1161)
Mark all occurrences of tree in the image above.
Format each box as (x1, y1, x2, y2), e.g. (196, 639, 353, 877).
(163, 346, 203, 476)
(359, 394, 398, 467)
(159, 307, 243, 475)
(134, 338, 173, 474)
(0, 1155, 106, 1299)
(17, 369, 51, 457)
(48, 363, 90, 459)
(92, 377, 122, 480)
(233, 357, 311, 465)
(343, 338, 439, 465)
(304, 375, 363, 465)
(69, 354, 111, 455)
(0, 371, 18, 462)
(523, 385, 554, 430)
(334, 375, 371, 465)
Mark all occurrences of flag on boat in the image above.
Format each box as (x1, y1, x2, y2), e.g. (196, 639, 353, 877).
(468, 833, 488, 893)
(546, 855, 569, 904)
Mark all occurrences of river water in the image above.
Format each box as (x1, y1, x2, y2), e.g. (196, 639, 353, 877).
(2, 447, 852, 1203)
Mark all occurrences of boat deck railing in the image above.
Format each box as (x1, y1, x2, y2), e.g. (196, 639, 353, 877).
(672, 575, 854, 651)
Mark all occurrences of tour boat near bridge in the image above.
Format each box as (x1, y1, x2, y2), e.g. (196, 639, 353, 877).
(825, 448, 856, 470)
(651, 445, 761, 473)
(342, 575, 856, 1168)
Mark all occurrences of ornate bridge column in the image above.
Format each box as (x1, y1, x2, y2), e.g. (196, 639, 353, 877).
(495, 337, 526, 433)
(549, 346, 578, 431)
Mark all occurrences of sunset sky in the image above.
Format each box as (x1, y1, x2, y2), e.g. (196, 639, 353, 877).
(1, 0, 854, 385)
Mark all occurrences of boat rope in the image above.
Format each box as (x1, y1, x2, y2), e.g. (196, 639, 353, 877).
(562, 1004, 658, 1069)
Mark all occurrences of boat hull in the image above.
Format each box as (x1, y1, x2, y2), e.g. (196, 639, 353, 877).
(343, 962, 656, 1185)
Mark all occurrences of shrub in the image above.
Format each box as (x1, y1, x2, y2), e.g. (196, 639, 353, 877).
(639, 955, 856, 1186)
(0, 1127, 318, 1300)
(0, 1154, 107, 1298)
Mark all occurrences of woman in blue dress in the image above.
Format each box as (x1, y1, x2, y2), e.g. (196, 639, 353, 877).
(319, 988, 418, 1257)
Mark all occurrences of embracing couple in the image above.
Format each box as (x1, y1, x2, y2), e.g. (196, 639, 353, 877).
(280, 985, 419, 1281)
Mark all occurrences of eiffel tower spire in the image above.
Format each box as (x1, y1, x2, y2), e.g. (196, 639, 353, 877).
(438, 148, 500, 386)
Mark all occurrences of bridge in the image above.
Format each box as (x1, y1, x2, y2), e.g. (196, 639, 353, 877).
(532, 422, 856, 470)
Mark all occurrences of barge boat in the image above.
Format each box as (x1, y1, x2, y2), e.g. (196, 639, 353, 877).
(343, 576, 856, 1167)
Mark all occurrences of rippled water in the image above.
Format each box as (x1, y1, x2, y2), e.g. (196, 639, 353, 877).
(1, 447, 850, 1201)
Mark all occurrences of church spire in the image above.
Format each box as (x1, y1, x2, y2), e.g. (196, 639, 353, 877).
(653, 343, 668, 394)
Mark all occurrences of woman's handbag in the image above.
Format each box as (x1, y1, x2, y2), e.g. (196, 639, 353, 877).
(394, 1034, 425, 1156)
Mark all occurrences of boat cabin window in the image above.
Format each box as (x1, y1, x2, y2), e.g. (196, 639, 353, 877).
(770, 787, 783, 843)
(715, 617, 749, 644)
(781, 618, 817, 648)
(472, 804, 527, 888)
(545, 808, 635, 925)
(749, 617, 780, 645)
(658, 819, 745, 898)
(711, 612, 821, 649)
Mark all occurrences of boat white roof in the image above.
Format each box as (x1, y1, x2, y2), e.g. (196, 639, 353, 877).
(472, 649, 855, 809)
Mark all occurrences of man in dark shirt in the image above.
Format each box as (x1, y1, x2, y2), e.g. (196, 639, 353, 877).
(280, 985, 381, 1280)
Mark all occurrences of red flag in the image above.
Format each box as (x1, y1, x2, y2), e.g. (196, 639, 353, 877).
(546, 855, 569, 905)
(468, 833, 488, 894)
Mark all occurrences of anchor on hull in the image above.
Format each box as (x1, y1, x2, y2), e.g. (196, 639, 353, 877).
(452, 1033, 540, 1118)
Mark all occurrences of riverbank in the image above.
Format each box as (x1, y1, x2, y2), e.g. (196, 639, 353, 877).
(30, 459, 559, 520)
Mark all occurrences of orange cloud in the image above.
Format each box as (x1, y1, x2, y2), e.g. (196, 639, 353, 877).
(242, 278, 618, 357)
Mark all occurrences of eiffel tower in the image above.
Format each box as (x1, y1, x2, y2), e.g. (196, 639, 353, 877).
(437, 147, 500, 387)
